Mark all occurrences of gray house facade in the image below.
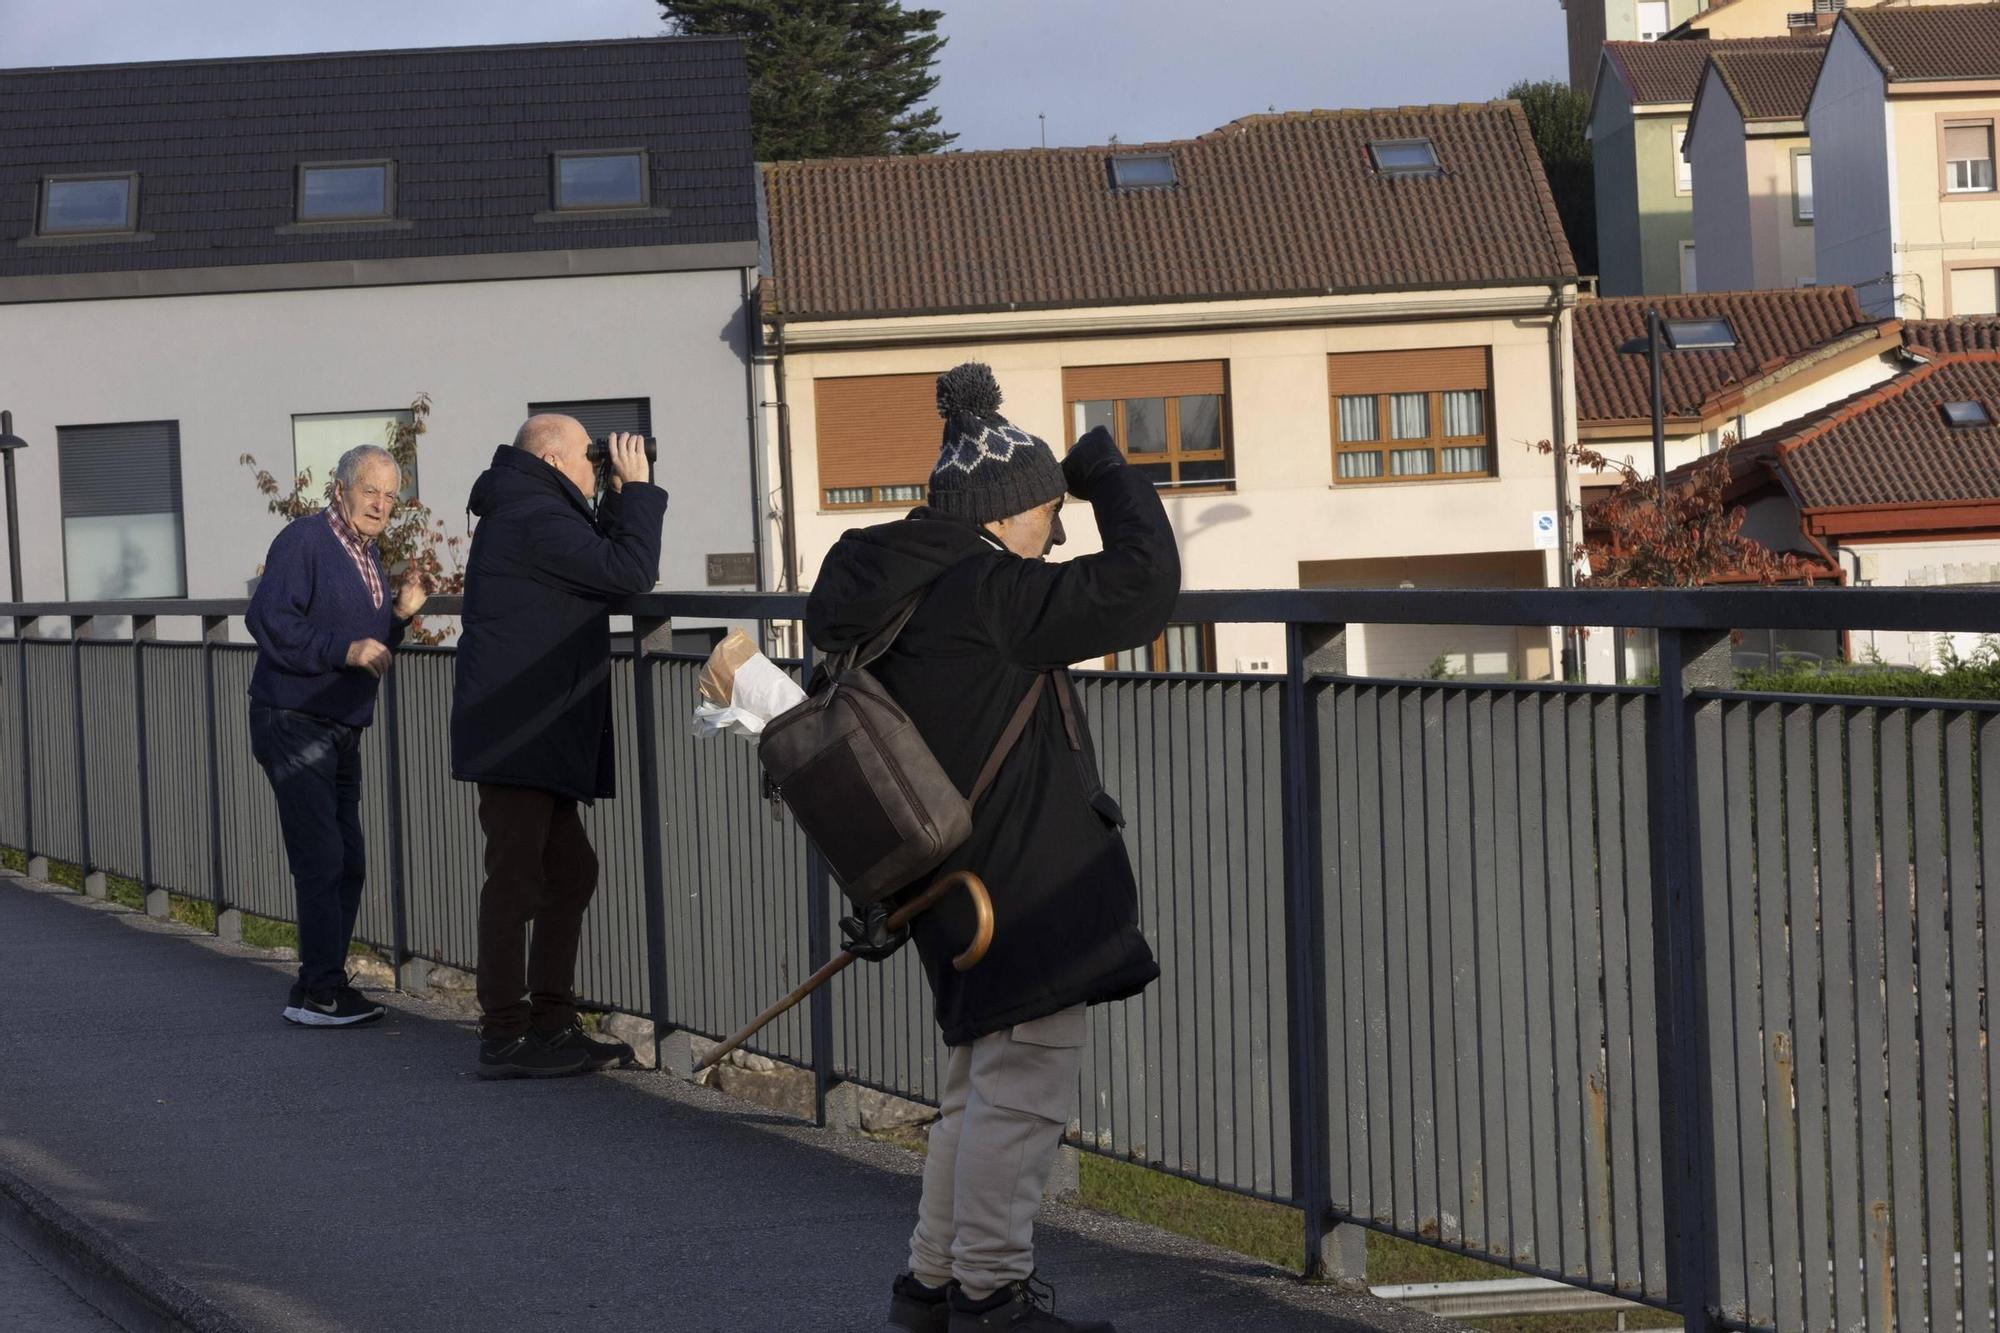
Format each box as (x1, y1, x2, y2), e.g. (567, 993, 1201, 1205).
(0, 38, 762, 606)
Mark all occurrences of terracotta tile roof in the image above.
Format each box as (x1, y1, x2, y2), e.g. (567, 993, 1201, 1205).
(1845, 4, 2000, 83)
(1574, 287, 1889, 426)
(1682, 354, 2000, 510)
(1602, 35, 1824, 107)
(1903, 317, 2000, 357)
(760, 103, 1576, 322)
(1708, 43, 1827, 120)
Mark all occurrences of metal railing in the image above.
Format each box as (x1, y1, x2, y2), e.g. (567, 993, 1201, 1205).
(3, 586, 1998, 1332)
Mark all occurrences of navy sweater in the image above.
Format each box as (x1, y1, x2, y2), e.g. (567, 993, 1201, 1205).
(246, 512, 406, 728)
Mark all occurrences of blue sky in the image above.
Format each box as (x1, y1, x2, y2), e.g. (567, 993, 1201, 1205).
(0, 0, 1570, 151)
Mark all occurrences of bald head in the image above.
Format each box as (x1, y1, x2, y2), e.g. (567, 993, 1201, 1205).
(514, 414, 586, 459)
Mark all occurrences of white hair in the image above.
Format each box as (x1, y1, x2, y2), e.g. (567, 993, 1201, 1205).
(334, 444, 400, 488)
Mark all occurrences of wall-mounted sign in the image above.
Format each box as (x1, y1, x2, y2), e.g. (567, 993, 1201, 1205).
(1532, 511, 1559, 551)
(705, 552, 757, 587)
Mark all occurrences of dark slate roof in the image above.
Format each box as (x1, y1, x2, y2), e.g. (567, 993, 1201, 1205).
(761, 103, 1577, 323)
(1845, 4, 2000, 83)
(1603, 35, 1824, 107)
(1574, 287, 1891, 425)
(1675, 354, 2000, 510)
(0, 38, 756, 279)
(1708, 44, 1827, 120)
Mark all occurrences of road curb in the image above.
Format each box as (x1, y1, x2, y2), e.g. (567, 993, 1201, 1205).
(0, 1158, 254, 1333)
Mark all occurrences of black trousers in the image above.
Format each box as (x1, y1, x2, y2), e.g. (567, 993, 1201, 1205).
(474, 784, 600, 1039)
(249, 705, 365, 993)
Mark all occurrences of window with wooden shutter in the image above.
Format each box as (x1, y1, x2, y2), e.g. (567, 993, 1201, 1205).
(1061, 360, 1231, 492)
(1946, 121, 1997, 194)
(814, 373, 940, 510)
(1329, 348, 1494, 484)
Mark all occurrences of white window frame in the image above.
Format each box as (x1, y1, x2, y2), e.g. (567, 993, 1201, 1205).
(38, 172, 140, 236)
(1946, 121, 1997, 195)
(1637, 0, 1671, 41)
(1674, 125, 1693, 196)
(1793, 150, 1814, 223)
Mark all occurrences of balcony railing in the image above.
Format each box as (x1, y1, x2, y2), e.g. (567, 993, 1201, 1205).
(3, 586, 1997, 1332)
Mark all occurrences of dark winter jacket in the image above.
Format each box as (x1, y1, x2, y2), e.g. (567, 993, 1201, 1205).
(805, 428, 1180, 1045)
(246, 511, 407, 728)
(450, 446, 666, 804)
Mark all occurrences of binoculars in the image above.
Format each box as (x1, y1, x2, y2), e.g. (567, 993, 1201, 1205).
(585, 435, 659, 466)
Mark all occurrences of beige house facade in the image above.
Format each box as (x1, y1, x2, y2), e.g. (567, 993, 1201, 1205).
(1809, 6, 2000, 318)
(760, 105, 1582, 680)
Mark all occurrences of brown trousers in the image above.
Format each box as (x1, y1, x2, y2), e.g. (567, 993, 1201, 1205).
(474, 783, 600, 1039)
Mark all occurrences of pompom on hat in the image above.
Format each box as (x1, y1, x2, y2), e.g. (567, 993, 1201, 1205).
(926, 362, 1067, 524)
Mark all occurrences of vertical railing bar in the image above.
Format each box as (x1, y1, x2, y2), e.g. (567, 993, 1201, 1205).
(16, 617, 33, 866)
(70, 614, 92, 878)
(382, 660, 410, 977)
(133, 617, 155, 893)
(1280, 621, 1335, 1277)
(200, 616, 227, 919)
(631, 617, 673, 1068)
(801, 637, 835, 1127)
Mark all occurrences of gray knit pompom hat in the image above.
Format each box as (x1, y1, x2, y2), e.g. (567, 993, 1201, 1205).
(926, 362, 1067, 524)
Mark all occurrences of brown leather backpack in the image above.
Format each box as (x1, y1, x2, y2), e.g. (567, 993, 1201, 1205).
(759, 596, 1044, 909)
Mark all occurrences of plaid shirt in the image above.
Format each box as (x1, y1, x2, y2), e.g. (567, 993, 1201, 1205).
(325, 506, 385, 610)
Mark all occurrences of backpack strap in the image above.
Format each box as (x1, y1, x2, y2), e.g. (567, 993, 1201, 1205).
(969, 673, 1049, 805)
(828, 593, 922, 679)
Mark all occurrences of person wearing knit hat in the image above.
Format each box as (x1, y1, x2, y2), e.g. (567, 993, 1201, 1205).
(806, 361, 1182, 1332)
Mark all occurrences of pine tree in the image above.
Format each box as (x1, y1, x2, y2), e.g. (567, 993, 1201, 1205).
(1507, 79, 1598, 279)
(661, 0, 954, 160)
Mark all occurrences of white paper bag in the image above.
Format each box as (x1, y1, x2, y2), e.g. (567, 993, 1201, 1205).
(691, 649, 807, 741)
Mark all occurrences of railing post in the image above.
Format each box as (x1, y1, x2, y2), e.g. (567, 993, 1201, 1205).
(132, 615, 164, 917)
(1649, 626, 1732, 1332)
(1281, 621, 1350, 1281)
(199, 615, 231, 935)
(70, 614, 102, 898)
(801, 638, 835, 1127)
(381, 660, 410, 980)
(15, 615, 35, 875)
(630, 615, 674, 1070)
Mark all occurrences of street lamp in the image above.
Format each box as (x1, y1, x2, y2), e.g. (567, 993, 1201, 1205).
(1617, 309, 1741, 506)
(0, 411, 26, 603)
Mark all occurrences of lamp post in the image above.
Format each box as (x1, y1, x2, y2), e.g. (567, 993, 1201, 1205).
(0, 411, 26, 603)
(1618, 310, 1741, 499)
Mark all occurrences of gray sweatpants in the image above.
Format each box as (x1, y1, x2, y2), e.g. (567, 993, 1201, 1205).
(908, 1005, 1087, 1299)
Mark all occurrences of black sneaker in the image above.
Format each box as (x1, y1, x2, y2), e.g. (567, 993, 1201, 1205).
(477, 1030, 591, 1080)
(885, 1272, 952, 1332)
(282, 983, 385, 1028)
(538, 1021, 634, 1073)
(950, 1276, 1112, 1332)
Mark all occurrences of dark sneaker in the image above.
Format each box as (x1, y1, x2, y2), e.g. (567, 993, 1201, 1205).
(950, 1276, 1112, 1332)
(538, 1021, 634, 1073)
(477, 1030, 591, 1080)
(283, 983, 384, 1028)
(885, 1272, 952, 1332)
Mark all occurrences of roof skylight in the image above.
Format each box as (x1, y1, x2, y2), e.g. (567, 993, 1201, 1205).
(1108, 153, 1177, 190)
(1369, 139, 1441, 177)
(1942, 400, 1991, 428)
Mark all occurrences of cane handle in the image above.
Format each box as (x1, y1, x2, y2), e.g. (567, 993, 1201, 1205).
(885, 869, 994, 972)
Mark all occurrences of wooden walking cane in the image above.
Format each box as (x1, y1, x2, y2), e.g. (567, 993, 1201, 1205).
(693, 870, 995, 1074)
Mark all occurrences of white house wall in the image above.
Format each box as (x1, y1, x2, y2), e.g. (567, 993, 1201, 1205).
(0, 268, 758, 632)
(1810, 25, 1897, 315)
(1847, 537, 2000, 666)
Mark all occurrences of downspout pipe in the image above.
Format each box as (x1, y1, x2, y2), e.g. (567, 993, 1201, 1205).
(741, 268, 765, 594)
(772, 311, 799, 596)
(1548, 283, 1580, 682)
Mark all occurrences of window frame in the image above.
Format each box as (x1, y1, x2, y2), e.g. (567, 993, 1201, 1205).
(37, 171, 140, 236)
(1944, 262, 2000, 317)
(1332, 387, 1495, 485)
(295, 160, 397, 223)
(823, 483, 928, 512)
(1940, 116, 1998, 198)
(1063, 387, 1234, 493)
(1637, 0, 1672, 41)
(1107, 153, 1177, 190)
(1792, 148, 1814, 224)
(1673, 124, 1693, 196)
(1103, 623, 1217, 674)
(290, 409, 420, 505)
(1369, 138, 1442, 178)
(1942, 400, 1992, 429)
(552, 148, 652, 212)
(811, 373, 943, 512)
(56, 419, 187, 601)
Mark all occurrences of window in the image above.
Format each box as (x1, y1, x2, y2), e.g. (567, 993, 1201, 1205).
(1949, 266, 2000, 316)
(1679, 240, 1699, 293)
(292, 411, 418, 505)
(813, 374, 941, 509)
(1370, 139, 1441, 177)
(58, 421, 185, 599)
(38, 173, 138, 235)
(1063, 361, 1232, 491)
(1108, 153, 1176, 189)
(1108, 624, 1215, 673)
(297, 162, 393, 221)
(1942, 400, 1992, 428)
(1638, 0, 1671, 40)
(527, 397, 653, 444)
(1793, 151, 1814, 223)
(554, 150, 648, 210)
(1946, 122, 1996, 194)
(1329, 348, 1493, 484)
(1674, 125, 1693, 195)
(1661, 316, 1738, 350)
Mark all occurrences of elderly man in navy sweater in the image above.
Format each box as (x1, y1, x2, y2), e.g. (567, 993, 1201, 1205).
(246, 443, 428, 1027)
